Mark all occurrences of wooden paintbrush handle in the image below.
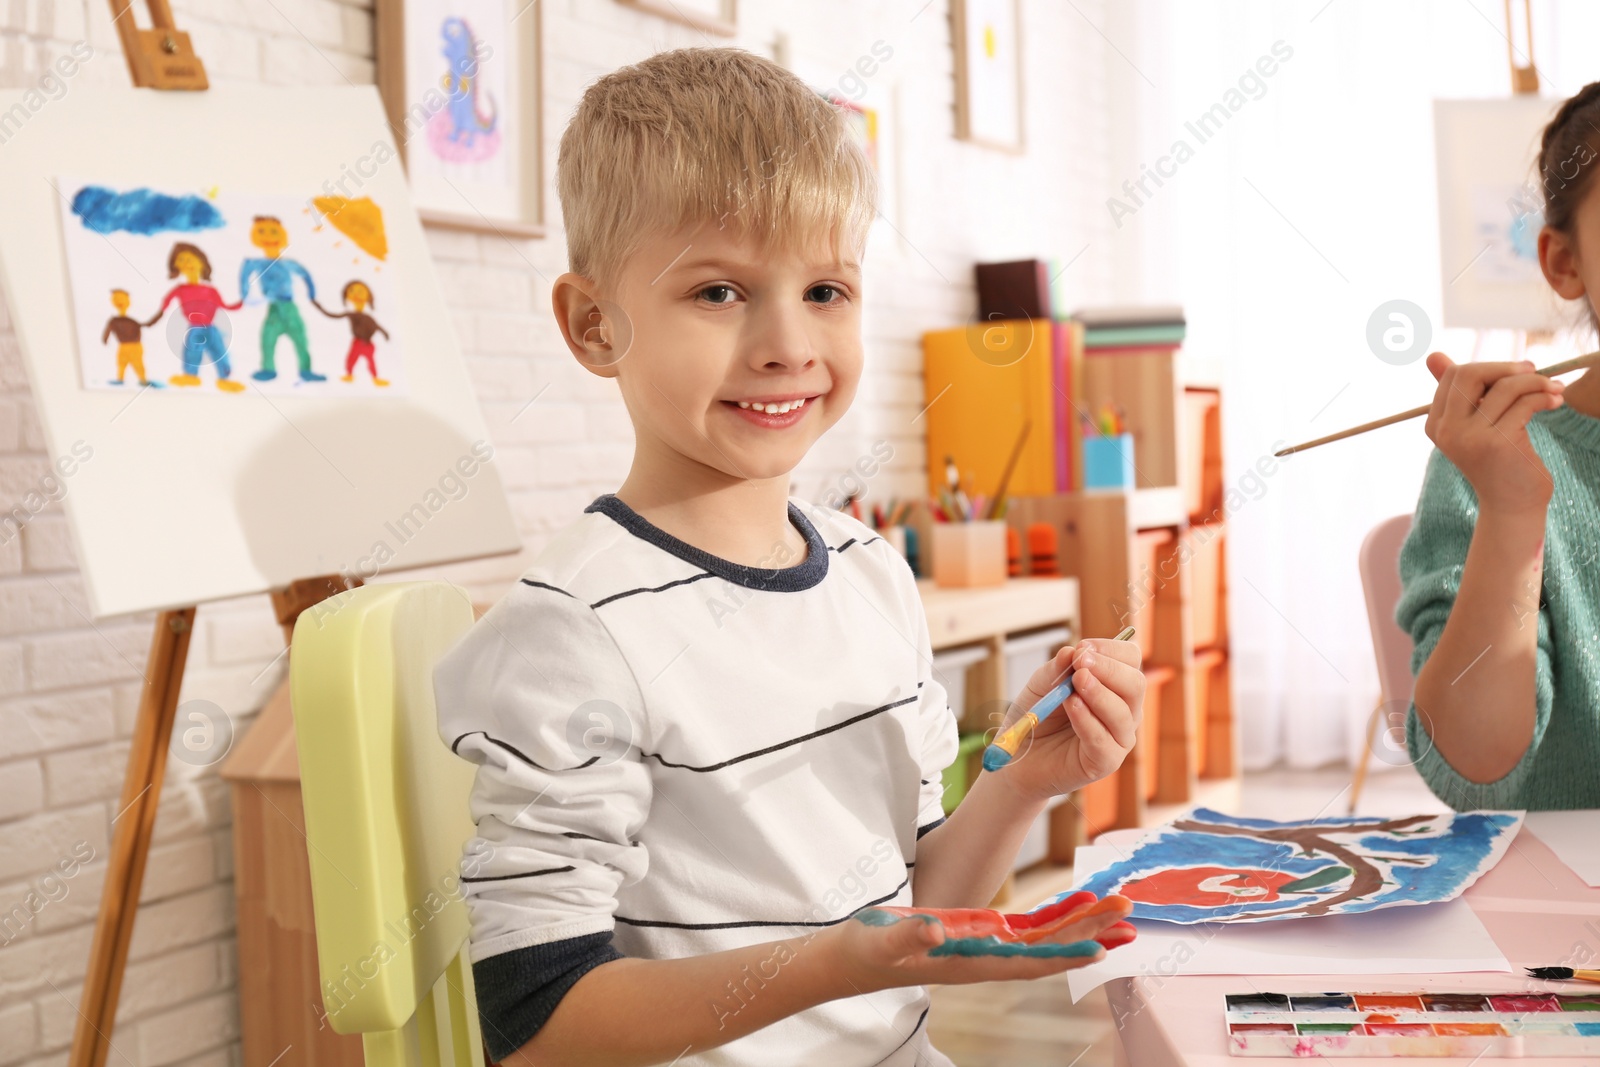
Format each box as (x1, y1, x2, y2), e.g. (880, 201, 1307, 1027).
(1276, 350, 1600, 457)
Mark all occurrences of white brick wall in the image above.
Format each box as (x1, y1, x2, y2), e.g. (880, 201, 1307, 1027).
(0, 2, 1121, 1065)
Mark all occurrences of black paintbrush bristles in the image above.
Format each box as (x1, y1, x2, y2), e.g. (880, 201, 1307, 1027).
(1526, 966, 1575, 980)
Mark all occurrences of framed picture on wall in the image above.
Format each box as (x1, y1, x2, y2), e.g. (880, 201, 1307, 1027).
(375, 0, 544, 236)
(788, 48, 906, 256)
(952, 0, 1024, 152)
(617, 0, 736, 37)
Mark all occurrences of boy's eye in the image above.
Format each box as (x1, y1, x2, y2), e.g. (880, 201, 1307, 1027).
(698, 285, 737, 305)
(806, 284, 843, 304)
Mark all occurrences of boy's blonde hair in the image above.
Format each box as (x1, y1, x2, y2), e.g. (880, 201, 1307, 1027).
(557, 47, 877, 288)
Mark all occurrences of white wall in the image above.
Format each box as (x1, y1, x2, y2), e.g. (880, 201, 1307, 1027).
(0, 2, 1123, 1064)
(1104, 0, 1600, 771)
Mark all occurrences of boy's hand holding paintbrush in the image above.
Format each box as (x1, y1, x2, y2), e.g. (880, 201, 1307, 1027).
(983, 630, 1146, 799)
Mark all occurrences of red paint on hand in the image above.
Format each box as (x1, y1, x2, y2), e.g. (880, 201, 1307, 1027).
(871, 893, 1133, 945)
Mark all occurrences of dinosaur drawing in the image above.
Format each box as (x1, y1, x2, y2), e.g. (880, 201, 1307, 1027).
(440, 17, 496, 147)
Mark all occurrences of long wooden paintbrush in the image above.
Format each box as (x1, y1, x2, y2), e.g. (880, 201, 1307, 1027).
(1274, 350, 1600, 458)
(984, 417, 1032, 521)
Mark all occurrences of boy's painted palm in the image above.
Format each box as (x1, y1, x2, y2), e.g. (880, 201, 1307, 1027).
(989, 637, 1145, 801)
(836, 891, 1135, 991)
(857, 890, 1136, 957)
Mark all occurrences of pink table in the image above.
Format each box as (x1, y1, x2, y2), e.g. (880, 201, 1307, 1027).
(1100, 825, 1600, 1066)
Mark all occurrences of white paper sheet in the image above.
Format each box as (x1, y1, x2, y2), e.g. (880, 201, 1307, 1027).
(1525, 810, 1600, 887)
(1065, 846, 1511, 1001)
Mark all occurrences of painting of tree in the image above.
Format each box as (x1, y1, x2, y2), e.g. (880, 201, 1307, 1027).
(1060, 808, 1522, 925)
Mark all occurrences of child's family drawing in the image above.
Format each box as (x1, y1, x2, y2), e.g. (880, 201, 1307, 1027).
(1066, 808, 1523, 925)
(58, 179, 405, 395)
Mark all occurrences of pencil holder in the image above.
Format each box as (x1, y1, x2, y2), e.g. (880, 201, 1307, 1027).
(1083, 432, 1136, 490)
(931, 520, 1008, 588)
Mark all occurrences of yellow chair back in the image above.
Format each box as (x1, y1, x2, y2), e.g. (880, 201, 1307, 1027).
(289, 581, 485, 1067)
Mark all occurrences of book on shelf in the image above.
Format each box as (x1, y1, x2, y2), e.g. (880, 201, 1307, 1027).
(921, 321, 1060, 498)
(975, 258, 1053, 321)
(1083, 323, 1187, 348)
(1071, 304, 1186, 328)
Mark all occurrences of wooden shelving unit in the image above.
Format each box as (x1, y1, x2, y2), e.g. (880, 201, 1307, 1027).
(989, 350, 1237, 849)
(916, 577, 1079, 903)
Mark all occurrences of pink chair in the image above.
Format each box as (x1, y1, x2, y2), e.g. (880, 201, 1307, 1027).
(1352, 514, 1416, 813)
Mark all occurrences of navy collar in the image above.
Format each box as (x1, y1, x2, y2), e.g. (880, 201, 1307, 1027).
(585, 494, 829, 592)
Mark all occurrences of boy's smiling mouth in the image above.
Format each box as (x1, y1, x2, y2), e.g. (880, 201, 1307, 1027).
(722, 392, 820, 426)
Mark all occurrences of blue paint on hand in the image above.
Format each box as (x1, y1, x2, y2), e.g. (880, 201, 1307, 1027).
(929, 936, 1102, 958)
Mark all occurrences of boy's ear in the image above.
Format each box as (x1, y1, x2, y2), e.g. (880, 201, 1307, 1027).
(552, 272, 631, 377)
(1538, 225, 1587, 301)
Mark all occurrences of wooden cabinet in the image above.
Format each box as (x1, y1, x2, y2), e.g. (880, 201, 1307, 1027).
(917, 578, 1080, 901)
(989, 363, 1237, 849)
(220, 681, 364, 1067)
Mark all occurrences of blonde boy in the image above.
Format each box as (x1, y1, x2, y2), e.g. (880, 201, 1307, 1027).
(432, 48, 1145, 1067)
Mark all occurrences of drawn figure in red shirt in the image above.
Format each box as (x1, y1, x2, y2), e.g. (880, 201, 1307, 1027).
(146, 242, 245, 392)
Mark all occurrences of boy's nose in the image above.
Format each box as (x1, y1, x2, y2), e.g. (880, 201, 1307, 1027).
(746, 305, 816, 370)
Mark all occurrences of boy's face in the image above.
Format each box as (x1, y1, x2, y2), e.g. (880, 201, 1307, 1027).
(563, 221, 863, 486)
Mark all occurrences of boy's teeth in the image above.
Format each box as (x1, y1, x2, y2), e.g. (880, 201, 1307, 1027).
(737, 397, 807, 414)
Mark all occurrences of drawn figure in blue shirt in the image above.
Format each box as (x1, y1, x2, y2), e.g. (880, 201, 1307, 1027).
(239, 216, 325, 383)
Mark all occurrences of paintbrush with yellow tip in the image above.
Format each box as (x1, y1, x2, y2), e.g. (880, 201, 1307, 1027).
(983, 626, 1136, 772)
(1526, 966, 1600, 984)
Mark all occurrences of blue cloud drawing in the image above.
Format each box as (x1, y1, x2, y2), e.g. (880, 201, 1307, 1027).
(70, 185, 225, 236)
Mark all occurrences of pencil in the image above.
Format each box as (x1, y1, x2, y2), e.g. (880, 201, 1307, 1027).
(1274, 350, 1600, 457)
(983, 625, 1136, 772)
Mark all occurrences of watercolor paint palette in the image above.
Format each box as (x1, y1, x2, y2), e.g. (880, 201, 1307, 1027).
(1226, 991, 1600, 1057)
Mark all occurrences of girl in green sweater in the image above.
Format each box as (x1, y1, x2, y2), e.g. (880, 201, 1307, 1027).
(1398, 84, 1600, 811)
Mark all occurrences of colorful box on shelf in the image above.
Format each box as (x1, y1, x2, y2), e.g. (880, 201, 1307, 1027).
(1083, 433, 1136, 489)
(931, 520, 1008, 588)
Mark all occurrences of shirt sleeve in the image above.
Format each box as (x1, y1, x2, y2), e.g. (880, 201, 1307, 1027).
(1394, 448, 1556, 809)
(432, 578, 651, 1060)
(294, 260, 317, 302)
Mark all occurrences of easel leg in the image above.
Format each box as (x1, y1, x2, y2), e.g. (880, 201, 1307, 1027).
(70, 609, 195, 1067)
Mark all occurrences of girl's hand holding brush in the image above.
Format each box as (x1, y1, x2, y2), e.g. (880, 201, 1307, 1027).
(1423, 352, 1565, 514)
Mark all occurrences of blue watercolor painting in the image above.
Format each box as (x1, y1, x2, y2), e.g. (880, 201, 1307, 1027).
(1059, 808, 1523, 925)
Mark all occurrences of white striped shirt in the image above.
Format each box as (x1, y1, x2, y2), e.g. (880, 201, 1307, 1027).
(432, 493, 960, 1067)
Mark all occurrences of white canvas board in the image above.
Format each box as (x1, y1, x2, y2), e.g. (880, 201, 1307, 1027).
(1434, 96, 1567, 330)
(1065, 846, 1511, 1002)
(1525, 810, 1600, 887)
(0, 83, 521, 620)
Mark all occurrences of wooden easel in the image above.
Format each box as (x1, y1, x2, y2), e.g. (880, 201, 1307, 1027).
(69, 11, 357, 1065)
(1503, 0, 1538, 95)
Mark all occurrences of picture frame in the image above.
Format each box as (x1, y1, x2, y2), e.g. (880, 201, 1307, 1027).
(788, 50, 905, 257)
(951, 0, 1024, 153)
(616, 0, 737, 37)
(375, 0, 544, 237)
